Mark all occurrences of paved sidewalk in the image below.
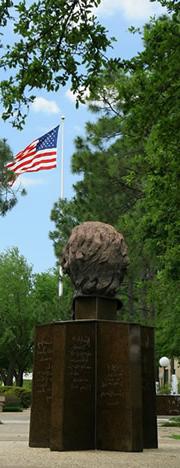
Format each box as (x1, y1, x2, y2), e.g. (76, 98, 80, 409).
(0, 411, 180, 468)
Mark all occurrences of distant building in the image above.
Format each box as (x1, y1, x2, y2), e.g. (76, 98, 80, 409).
(159, 358, 180, 392)
(24, 372, 32, 380)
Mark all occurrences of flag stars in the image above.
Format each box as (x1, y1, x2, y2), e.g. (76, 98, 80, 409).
(37, 127, 59, 151)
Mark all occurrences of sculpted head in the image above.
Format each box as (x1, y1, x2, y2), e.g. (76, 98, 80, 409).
(61, 221, 129, 297)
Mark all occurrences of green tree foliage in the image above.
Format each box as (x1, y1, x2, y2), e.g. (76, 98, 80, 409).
(0, 138, 26, 215)
(128, 11, 180, 281)
(32, 269, 73, 322)
(150, 0, 179, 13)
(0, 1, 13, 31)
(0, 247, 33, 386)
(0, 138, 16, 215)
(0, 248, 72, 386)
(50, 9, 180, 358)
(50, 199, 80, 260)
(0, 0, 111, 128)
(151, 275, 180, 359)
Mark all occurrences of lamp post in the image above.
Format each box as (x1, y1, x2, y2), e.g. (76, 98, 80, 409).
(159, 356, 170, 388)
(171, 369, 178, 395)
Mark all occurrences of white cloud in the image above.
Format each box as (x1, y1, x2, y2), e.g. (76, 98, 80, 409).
(96, 0, 165, 20)
(15, 175, 45, 187)
(31, 97, 60, 114)
(65, 89, 77, 103)
(65, 87, 90, 104)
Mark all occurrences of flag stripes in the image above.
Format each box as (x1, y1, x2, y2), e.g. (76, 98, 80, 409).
(6, 126, 59, 179)
(7, 149, 57, 173)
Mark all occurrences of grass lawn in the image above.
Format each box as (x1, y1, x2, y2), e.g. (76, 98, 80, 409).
(162, 416, 180, 427)
(170, 434, 180, 440)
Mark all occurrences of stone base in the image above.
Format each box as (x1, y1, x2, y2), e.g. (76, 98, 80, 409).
(156, 395, 180, 416)
(29, 320, 157, 451)
(74, 296, 121, 320)
(141, 327, 158, 448)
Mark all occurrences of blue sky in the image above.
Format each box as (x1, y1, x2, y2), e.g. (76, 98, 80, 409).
(0, 0, 166, 273)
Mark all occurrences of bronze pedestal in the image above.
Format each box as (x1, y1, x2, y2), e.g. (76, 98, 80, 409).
(29, 297, 157, 452)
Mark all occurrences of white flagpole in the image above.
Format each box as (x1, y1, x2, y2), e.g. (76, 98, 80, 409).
(60, 115, 65, 200)
(58, 115, 65, 297)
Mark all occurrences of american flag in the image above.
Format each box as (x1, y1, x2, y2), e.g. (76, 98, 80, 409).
(6, 126, 59, 178)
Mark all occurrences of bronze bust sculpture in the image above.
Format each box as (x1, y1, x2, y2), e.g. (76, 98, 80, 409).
(61, 221, 129, 298)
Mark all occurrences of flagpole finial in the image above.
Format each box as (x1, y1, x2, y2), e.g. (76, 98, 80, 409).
(61, 115, 65, 121)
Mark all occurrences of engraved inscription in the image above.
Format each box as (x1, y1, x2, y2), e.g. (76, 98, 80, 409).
(35, 341, 53, 401)
(67, 335, 93, 393)
(100, 363, 124, 407)
(37, 342, 53, 361)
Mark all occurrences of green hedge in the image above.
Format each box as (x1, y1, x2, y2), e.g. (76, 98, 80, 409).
(0, 386, 31, 408)
(1, 392, 22, 412)
(3, 405, 23, 412)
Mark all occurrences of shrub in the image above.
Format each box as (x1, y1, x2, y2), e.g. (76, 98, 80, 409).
(0, 386, 31, 408)
(23, 379, 32, 391)
(159, 383, 171, 394)
(3, 392, 22, 412)
(14, 387, 31, 408)
(3, 405, 23, 412)
(0, 386, 13, 394)
(3, 393, 20, 405)
(162, 416, 180, 427)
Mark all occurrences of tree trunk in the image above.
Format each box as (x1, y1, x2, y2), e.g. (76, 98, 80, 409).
(170, 357, 174, 375)
(15, 369, 24, 387)
(141, 281, 148, 321)
(5, 362, 15, 386)
(0, 370, 7, 386)
(128, 277, 134, 319)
